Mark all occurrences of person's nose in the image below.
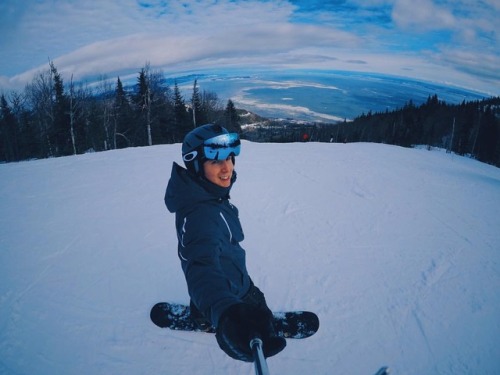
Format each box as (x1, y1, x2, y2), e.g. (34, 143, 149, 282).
(220, 159, 231, 172)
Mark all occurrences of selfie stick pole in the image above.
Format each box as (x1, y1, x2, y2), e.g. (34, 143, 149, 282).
(250, 337, 270, 375)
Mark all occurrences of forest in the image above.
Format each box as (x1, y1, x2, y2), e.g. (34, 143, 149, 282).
(245, 95, 500, 167)
(0, 62, 240, 163)
(1, 61, 499, 167)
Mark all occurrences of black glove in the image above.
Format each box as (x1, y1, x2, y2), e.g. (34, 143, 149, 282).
(216, 303, 286, 362)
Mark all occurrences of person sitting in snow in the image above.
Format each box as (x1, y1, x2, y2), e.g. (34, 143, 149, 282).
(164, 124, 286, 362)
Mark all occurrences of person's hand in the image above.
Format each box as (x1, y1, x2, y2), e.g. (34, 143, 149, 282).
(216, 303, 286, 362)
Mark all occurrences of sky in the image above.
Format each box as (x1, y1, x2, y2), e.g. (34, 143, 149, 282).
(0, 0, 499, 95)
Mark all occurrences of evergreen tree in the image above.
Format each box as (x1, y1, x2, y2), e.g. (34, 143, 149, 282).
(0, 95, 20, 162)
(223, 99, 240, 132)
(50, 62, 70, 156)
(456, 102, 475, 155)
(476, 106, 498, 164)
(113, 77, 133, 149)
(173, 81, 190, 141)
(133, 67, 151, 146)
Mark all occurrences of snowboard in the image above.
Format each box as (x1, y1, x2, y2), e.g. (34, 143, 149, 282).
(150, 302, 319, 339)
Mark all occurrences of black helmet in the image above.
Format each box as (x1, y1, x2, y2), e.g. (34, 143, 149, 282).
(182, 124, 241, 175)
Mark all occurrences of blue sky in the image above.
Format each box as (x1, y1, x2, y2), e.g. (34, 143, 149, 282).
(0, 0, 498, 95)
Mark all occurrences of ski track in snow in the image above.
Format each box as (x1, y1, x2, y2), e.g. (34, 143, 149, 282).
(0, 142, 499, 375)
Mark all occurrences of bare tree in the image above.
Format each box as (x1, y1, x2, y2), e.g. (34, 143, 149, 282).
(201, 90, 223, 123)
(24, 68, 55, 157)
(67, 75, 79, 155)
(135, 63, 168, 146)
(191, 79, 201, 128)
(96, 75, 114, 150)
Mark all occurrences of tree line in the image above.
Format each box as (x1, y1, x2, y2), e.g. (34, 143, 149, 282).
(243, 95, 500, 167)
(0, 62, 240, 162)
(335, 95, 500, 167)
(1, 62, 499, 167)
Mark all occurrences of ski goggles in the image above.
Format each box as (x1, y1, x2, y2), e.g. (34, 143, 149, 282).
(203, 133, 241, 160)
(183, 133, 241, 162)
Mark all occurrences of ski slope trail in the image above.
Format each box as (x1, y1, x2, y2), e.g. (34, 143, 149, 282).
(1, 142, 499, 375)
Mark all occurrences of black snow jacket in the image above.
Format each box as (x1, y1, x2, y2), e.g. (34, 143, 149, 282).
(164, 162, 251, 327)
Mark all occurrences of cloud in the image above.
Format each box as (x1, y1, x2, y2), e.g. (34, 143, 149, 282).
(392, 0, 456, 30)
(7, 1, 361, 86)
(0, 0, 498, 94)
(392, 0, 499, 49)
(438, 49, 500, 81)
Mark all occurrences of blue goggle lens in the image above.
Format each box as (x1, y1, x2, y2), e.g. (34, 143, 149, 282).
(203, 133, 241, 160)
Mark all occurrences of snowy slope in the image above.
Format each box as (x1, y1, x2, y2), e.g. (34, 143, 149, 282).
(0, 142, 499, 375)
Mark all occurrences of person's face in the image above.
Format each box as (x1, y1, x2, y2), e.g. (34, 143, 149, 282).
(203, 157, 234, 188)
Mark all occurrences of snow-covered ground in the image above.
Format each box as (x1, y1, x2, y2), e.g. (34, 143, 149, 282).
(1, 141, 499, 375)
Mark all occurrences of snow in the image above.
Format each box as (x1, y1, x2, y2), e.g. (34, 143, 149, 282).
(1, 141, 499, 375)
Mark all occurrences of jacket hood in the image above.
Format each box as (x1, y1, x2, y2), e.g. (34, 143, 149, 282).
(165, 162, 236, 213)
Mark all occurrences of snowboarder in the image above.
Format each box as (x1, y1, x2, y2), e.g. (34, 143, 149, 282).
(164, 124, 286, 362)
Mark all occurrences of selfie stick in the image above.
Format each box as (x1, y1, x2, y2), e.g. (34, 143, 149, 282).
(250, 337, 270, 375)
